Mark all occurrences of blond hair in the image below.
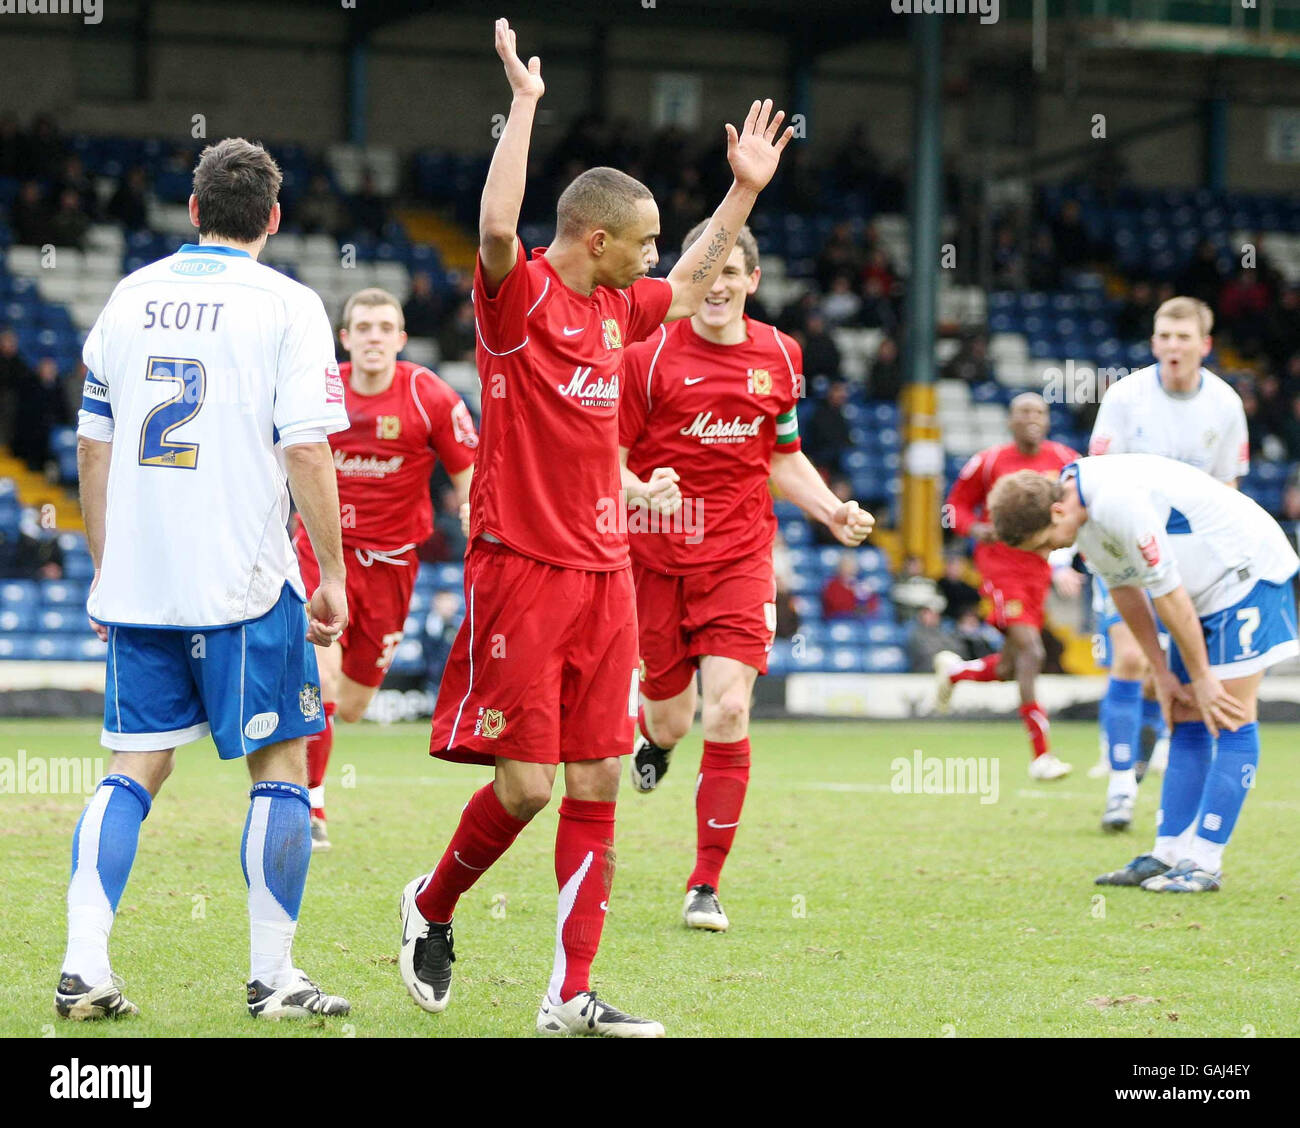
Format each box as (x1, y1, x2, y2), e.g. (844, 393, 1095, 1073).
(988, 470, 1064, 547)
(1154, 296, 1213, 337)
(341, 287, 404, 331)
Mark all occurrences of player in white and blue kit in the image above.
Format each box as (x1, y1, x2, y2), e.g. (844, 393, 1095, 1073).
(57, 139, 353, 1020)
(991, 455, 1298, 893)
(1086, 297, 1248, 831)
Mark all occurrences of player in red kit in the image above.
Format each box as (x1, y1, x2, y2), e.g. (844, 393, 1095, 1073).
(397, 19, 793, 1036)
(294, 288, 476, 849)
(934, 393, 1082, 779)
(619, 220, 873, 932)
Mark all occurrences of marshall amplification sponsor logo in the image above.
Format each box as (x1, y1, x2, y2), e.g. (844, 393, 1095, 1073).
(679, 411, 764, 445)
(476, 707, 506, 739)
(334, 450, 406, 478)
(747, 368, 772, 395)
(557, 365, 619, 407)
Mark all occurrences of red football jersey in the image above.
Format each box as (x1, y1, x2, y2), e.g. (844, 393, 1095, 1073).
(470, 241, 673, 571)
(619, 316, 803, 573)
(326, 360, 478, 550)
(946, 440, 1080, 580)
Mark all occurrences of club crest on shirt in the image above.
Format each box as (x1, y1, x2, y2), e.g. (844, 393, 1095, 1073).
(476, 707, 506, 739)
(602, 318, 623, 350)
(299, 683, 323, 720)
(747, 368, 772, 395)
(1004, 600, 1023, 619)
(376, 415, 401, 440)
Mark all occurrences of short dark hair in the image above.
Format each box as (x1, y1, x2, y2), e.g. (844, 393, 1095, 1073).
(341, 287, 404, 331)
(555, 166, 653, 241)
(192, 138, 282, 244)
(988, 470, 1064, 546)
(683, 220, 759, 275)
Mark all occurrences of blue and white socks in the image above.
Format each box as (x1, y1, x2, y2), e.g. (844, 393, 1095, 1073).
(63, 773, 152, 985)
(1103, 677, 1142, 801)
(1187, 722, 1258, 874)
(241, 780, 312, 989)
(1153, 721, 1213, 866)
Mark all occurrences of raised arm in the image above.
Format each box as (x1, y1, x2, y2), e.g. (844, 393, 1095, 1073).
(664, 99, 793, 322)
(479, 19, 545, 292)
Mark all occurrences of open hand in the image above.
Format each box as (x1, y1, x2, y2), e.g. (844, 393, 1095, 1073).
(726, 99, 794, 194)
(495, 18, 544, 101)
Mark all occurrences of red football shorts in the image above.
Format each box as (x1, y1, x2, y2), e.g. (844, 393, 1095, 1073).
(429, 540, 639, 766)
(980, 565, 1049, 631)
(633, 552, 777, 700)
(294, 527, 418, 688)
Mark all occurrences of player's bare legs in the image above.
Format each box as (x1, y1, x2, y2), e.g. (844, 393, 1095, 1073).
(305, 641, 341, 847)
(633, 678, 697, 792)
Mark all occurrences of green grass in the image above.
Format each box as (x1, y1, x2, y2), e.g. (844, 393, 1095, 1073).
(2, 719, 1297, 1038)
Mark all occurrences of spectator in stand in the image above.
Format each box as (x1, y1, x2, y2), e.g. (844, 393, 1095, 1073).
(297, 173, 346, 238)
(820, 272, 862, 327)
(778, 290, 818, 336)
(907, 597, 960, 673)
(868, 334, 903, 402)
(1282, 469, 1300, 529)
(802, 378, 852, 474)
(953, 607, 999, 662)
(1026, 228, 1061, 291)
(936, 552, 981, 620)
(1281, 396, 1300, 463)
(403, 272, 444, 339)
(778, 143, 822, 214)
(1114, 279, 1158, 342)
(1177, 240, 1224, 308)
(991, 224, 1024, 289)
(771, 530, 801, 639)
(437, 298, 476, 364)
(47, 187, 89, 250)
(858, 276, 899, 336)
(11, 354, 70, 471)
(798, 311, 841, 380)
(12, 179, 50, 246)
(433, 484, 469, 562)
(816, 222, 862, 291)
(107, 167, 150, 232)
(942, 333, 993, 385)
(822, 552, 877, 620)
(860, 248, 895, 296)
(1264, 287, 1300, 372)
(424, 590, 463, 686)
(1050, 199, 1092, 268)
(0, 327, 32, 448)
(60, 358, 87, 424)
(1218, 267, 1270, 343)
(52, 154, 99, 220)
(11, 509, 65, 580)
(1239, 384, 1267, 458)
(891, 553, 940, 622)
(350, 170, 389, 238)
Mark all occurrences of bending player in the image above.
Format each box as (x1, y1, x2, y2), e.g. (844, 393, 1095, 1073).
(60, 139, 350, 1020)
(934, 393, 1080, 780)
(293, 287, 476, 851)
(620, 221, 873, 932)
(398, 19, 792, 1036)
(1085, 296, 1248, 831)
(990, 455, 1297, 892)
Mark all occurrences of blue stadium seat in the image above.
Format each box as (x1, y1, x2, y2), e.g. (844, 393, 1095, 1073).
(0, 606, 38, 631)
(77, 637, 108, 661)
(767, 639, 792, 674)
(781, 520, 811, 546)
(864, 646, 908, 673)
(434, 563, 463, 589)
(408, 589, 430, 615)
(41, 581, 87, 606)
(826, 621, 865, 645)
(790, 595, 819, 621)
(388, 638, 426, 675)
(829, 646, 865, 672)
(1, 580, 39, 606)
(790, 644, 826, 671)
(0, 636, 37, 659)
(866, 622, 908, 646)
(32, 637, 80, 660)
(39, 609, 85, 633)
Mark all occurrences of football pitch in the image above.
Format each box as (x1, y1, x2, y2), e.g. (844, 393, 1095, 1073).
(2, 719, 1297, 1038)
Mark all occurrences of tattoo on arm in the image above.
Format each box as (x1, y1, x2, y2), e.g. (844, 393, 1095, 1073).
(690, 227, 731, 284)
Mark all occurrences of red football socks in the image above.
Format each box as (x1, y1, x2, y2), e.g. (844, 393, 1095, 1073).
(307, 701, 335, 819)
(688, 738, 751, 891)
(950, 653, 1002, 683)
(415, 783, 529, 924)
(1019, 701, 1051, 759)
(548, 796, 616, 1003)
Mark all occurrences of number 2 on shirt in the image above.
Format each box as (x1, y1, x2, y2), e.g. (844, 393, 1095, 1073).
(138, 356, 206, 468)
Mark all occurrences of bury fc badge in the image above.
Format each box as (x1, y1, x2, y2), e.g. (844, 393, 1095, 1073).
(602, 318, 623, 350)
(479, 707, 506, 739)
(748, 368, 772, 395)
(300, 683, 323, 721)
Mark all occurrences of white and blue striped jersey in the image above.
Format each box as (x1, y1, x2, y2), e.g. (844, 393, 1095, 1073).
(77, 242, 348, 628)
(1088, 364, 1248, 484)
(1066, 455, 1298, 618)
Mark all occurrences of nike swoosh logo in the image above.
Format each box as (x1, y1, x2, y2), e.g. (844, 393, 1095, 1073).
(454, 850, 488, 871)
(401, 900, 416, 946)
(599, 901, 609, 912)
(707, 818, 740, 829)
(684, 376, 705, 385)
(563, 326, 584, 336)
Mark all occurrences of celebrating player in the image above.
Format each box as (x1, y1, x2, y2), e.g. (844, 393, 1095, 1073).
(990, 455, 1298, 892)
(293, 287, 477, 851)
(934, 393, 1080, 780)
(1085, 297, 1248, 831)
(60, 139, 351, 1020)
(397, 19, 793, 1036)
(619, 220, 873, 932)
